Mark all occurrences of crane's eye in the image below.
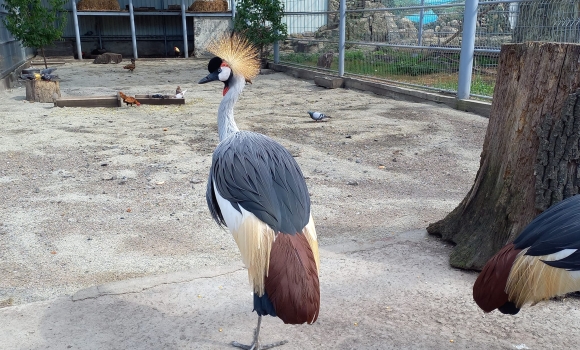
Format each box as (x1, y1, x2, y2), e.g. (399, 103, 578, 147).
(218, 67, 232, 82)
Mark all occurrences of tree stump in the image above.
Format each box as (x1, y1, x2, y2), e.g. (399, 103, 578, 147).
(427, 42, 580, 270)
(25, 80, 61, 103)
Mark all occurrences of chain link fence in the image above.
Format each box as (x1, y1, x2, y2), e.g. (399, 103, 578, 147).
(277, 0, 580, 99)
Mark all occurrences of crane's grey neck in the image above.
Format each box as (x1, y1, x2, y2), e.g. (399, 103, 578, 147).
(218, 73, 246, 141)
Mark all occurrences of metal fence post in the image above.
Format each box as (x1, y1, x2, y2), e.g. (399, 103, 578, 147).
(338, 0, 346, 77)
(181, 0, 188, 58)
(274, 40, 280, 64)
(457, 0, 478, 100)
(231, 0, 236, 19)
(71, 0, 83, 60)
(418, 0, 425, 46)
(129, 0, 138, 59)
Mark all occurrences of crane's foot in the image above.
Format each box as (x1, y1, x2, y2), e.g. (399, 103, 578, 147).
(231, 339, 288, 350)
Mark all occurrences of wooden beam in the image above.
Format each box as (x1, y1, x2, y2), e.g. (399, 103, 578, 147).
(55, 96, 121, 108)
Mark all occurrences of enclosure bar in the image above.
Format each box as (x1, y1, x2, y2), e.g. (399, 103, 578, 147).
(163, 16, 167, 57)
(231, 0, 236, 18)
(345, 2, 469, 13)
(418, 0, 425, 46)
(338, 0, 346, 77)
(71, 0, 83, 60)
(181, 0, 188, 58)
(274, 40, 280, 64)
(478, 0, 530, 5)
(457, 0, 478, 99)
(345, 40, 462, 51)
(284, 11, 339, 15)
(75, 11, 130, 16)
(128, 0, 138, 59)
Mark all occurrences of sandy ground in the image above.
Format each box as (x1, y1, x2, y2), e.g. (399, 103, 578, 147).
(1, 58, 578, 348)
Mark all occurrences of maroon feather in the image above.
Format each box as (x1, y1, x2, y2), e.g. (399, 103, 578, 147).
(265, 233, 320, 324)
(473, 243, 521, 312)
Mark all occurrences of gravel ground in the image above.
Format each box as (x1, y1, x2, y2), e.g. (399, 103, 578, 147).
(0, 58, 487, 306)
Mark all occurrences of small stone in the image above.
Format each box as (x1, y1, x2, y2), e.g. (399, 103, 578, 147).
(347, 181, 359, 186)
(392, 158, 397, 162)
(101, 173, 115, 181)
(189, 178, 203, 184)
(345, 135, 352, 138)
(355, 159, 361, 163)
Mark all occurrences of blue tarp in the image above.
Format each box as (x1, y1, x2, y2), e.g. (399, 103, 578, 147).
(405, 9, 438, 24)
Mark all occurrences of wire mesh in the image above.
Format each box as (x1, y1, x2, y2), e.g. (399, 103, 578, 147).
(278, 0, 580, 99)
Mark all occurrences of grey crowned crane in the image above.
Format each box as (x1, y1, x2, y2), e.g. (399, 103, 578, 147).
(473, 195, 580, 314)
(198, 34, 320, 350)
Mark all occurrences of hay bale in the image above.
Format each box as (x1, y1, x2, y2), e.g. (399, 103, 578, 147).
(77, 0, 120, 11)
(93, 53, 123, 64)
(188, 0, 228, 12)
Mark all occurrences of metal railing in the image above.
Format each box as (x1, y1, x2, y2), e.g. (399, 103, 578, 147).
(276, 0, 580, 99)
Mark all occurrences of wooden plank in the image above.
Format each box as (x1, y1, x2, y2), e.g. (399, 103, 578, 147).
(30, 60, 66, 66)
(55, 96, 120, 108)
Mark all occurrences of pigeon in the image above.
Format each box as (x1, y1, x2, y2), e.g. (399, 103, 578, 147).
(41, 68, 57, 75)
(175, 88, 186, 99)
(41, 74, 59, 81)
(308, 111, 332, 121)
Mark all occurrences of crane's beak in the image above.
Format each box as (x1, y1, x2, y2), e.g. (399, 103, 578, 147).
(198, 71, 220, 84)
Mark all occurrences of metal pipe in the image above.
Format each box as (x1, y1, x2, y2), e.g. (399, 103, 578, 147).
(231, 0, 236, 19)
(274, 40, 280, 64)
(418, 0, 425, 46)
(129, 0, 138, 59)
(163, 15, 167, 57)
(181, 0, 188, 58)
(338, 0, 346, 77)
(72, 0, 83, 60)
(457, 0, 478, 100)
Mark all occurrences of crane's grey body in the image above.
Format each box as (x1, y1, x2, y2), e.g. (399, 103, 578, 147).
(202, 68, 310, 235)
(206, 131, 310, 235)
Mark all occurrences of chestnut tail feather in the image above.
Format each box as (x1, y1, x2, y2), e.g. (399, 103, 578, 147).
(473, 243, 521, 313)
(265, 233, 320, 324)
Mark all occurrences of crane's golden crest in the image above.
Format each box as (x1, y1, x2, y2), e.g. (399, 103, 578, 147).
(207, 33, 260, 82)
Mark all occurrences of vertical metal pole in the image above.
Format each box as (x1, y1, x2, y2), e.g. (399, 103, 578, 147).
(231, 0, 236, 19)
(129, 0, 138, 59)
(274, 40, 280, 64)
(181, 0, 188, 58)
(338, 0, 346, 77)
(418, 0, 425, 46)
(72, 0, 83, 60)
(163, 16, 168, 57)
(457, 0, 478, 100)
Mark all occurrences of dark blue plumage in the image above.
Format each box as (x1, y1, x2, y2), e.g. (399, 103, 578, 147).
(513, 195, 580, 269)
(206, 131, 310, 235)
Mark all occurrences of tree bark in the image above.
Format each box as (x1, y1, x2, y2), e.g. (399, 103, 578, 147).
(427, 42, 580, 270)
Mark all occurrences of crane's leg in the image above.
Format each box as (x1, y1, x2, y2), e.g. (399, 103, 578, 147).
(231, 315, 288, 350)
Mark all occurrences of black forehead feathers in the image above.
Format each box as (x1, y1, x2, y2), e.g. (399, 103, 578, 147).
(208, 56, 223, 73)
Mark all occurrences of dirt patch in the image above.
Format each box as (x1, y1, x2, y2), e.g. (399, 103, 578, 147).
(0, 58, 487, 305)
